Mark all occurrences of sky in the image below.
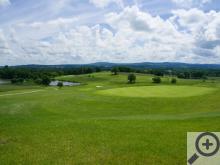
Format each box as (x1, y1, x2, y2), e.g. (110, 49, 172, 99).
(0, 0, 220, 65)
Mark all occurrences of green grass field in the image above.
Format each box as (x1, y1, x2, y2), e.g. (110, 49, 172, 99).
(1, 72, 220, 164)
(98, 86, 216, 98)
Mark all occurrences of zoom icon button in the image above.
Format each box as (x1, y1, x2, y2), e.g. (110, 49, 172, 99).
(188, 132, 220, 165)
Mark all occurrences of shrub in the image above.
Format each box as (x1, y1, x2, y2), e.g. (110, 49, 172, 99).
(57, 82, 63, 88)
(171, 78, 177, 84)
(111, 67, 119, 75)
(128, 74, 136, 83)
(41, 76, 51, 86)
(202, 76, 207, 82)
(152, 77, 161, 83)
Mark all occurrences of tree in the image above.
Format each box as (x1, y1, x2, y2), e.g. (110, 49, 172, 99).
(153, 70, 164, 76)
(34, 78, 42, 85)
(171, 78, 177, 84)
(4, 65, 9, 69)
(57, 82, 63, 88)
(11, 78, 24, 84)
(128, 73, 136, 83)
(202, 76, 207, 82)
(152, 77, 161, 83)
(95, 67, 101, 72)
(41, 76, 51, 86)
(111, 67, 119, 75)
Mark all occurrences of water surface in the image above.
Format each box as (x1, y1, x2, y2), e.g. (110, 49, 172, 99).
(0, 79, 10, 84)
(50, 80, 80, 86)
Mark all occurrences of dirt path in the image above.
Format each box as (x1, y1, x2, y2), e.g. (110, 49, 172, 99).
(0, 90, 44, 97)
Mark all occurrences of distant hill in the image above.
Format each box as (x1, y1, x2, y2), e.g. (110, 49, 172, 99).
(90, 62, 220, 69)
(5, 62, 220, 69)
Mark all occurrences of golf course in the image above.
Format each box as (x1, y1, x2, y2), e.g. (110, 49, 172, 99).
(0, 72, 220, 164)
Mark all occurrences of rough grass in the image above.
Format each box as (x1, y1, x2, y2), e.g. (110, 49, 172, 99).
(0, 72, 220, 164)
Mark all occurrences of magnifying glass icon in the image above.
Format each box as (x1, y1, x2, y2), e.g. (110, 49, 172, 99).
(188, 132, 220, 164)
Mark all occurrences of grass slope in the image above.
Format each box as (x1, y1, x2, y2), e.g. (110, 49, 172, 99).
(0, 72, 220, 164)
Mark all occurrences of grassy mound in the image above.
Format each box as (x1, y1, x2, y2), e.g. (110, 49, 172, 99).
(98, 85, 216, 98)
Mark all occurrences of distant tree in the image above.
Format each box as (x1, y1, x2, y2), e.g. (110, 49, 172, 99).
(11, 78, 17, 84)
(128, 74, 136, 83)
(95, 67, 101, 72)
(177, 72, 191, 79)
(202, 76, 208, 82)
(153, 70, 164, 76)
(41, 76, 51, 86)
(167, 70, 173, 77)
(118, 66, 134, 73)
(11, 78, 24, 84)
(34, 78, 42, 85)
(86, 67, 94, 74)
(152, 77, 161, 83)
(191, 71, 204, 79)
(111, 67, 119, 75)
(57, 82, 63, 88)
(171, 78, 177, 84)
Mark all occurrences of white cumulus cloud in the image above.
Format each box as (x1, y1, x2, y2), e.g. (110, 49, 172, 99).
(0, 0, 10, 7)
(89, 0, 124, 8)
(171, 0, 212, 8)
(1, 6, 220, 65)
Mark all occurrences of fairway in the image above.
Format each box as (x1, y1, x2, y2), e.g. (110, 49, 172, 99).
(98, 86, 216, 98)
(1, 72, 220, 164)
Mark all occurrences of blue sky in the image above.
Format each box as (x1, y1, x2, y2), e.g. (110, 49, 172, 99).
(0, 0, 220, 65)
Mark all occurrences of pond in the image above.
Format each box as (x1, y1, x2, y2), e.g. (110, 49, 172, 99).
(49, 80, 80, 86)
(0, 79, 10, 84)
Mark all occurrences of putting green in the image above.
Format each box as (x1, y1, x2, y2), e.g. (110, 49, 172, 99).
(98, 85, 216, 98)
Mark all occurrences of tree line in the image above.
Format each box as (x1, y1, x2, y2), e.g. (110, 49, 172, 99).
(126, 74, 176, 84)
(0, 65, 101, 85)
(111, 66, 220, 79)
(1, 65, 220, 86)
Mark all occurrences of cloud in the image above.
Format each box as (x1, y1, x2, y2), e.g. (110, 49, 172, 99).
(105, 6, 194, 61)
(0, 29, 17, 65)
(171, 0, 212, 8)
(89, 0, 124, 8)
(106, 6, 180, 34)
(171, 8, 209, 33)
(172, 8, 220, 41)
(0, 30, 10, 52)
(204, 15, 220, 40)
(1, 6, 220, 65)
(0, 0, 10, 7)
(171, 8, 220, 61)
(214, 46, 220, 57)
